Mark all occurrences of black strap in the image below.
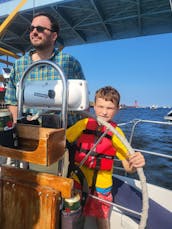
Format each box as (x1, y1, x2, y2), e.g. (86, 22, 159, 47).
(66, 140, 77, 174)
(91, 157, 101, 194)
(69, 164, 89, 207)
(83, 129, 112, 140)
(66, 141, 89, 207)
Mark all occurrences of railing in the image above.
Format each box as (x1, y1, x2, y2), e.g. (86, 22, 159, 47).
(17, 60, 68, 129)
(113, 119, 172, 175)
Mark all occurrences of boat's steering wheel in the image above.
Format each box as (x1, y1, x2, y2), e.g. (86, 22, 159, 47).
(81, 111, 149, 229)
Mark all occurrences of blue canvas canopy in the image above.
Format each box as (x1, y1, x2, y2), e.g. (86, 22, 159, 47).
(0, 0, 171, 56)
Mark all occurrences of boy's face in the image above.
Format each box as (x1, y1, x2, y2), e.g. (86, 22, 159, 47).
(94, 98, 118, 122)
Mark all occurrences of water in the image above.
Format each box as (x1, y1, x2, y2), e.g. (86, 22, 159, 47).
(113, 107, 172, 190)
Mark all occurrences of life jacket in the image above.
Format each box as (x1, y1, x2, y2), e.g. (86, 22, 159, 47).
(75, 118, 117, 171)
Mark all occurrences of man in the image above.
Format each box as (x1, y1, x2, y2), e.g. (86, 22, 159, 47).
(5, 11, 85, 126)
(4, 12, 85, 171)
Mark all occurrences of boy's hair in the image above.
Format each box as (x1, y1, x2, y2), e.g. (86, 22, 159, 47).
(33, 12, 60, 34)
(94, 86, 120, 107)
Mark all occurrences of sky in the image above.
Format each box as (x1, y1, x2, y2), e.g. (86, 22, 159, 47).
(64, 33, 172, 108)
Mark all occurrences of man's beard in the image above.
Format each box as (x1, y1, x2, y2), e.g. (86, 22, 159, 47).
(32, 43, 46, 50)
(32, 40, 50, 50)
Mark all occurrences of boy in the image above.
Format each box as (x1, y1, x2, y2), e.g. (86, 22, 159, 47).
(66, 86, 145, 229)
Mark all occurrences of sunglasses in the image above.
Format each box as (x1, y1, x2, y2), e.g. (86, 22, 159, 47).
(29, 25, 54, 33)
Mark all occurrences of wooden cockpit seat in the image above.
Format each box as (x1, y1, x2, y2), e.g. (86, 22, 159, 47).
(0, 166, 73, 229)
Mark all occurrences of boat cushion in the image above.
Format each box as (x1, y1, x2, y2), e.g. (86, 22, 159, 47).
(112, 176, 172, 229)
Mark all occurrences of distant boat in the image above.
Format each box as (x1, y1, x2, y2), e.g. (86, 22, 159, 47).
(164, 110, 172, 121)
(150, 105, 158, 109)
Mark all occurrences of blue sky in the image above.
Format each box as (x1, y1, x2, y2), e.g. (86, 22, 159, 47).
(65, 33, 172, 107)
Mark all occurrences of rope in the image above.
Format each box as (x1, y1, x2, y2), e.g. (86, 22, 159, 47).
(96, 116, 149, 229)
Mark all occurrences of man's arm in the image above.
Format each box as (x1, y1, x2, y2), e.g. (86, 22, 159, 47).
(8, 105, 18, 124)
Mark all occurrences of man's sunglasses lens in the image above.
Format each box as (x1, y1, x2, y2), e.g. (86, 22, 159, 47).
(29, 26, 45, 33)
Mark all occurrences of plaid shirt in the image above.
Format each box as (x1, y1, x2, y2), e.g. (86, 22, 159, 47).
(5, 49, 85, 126)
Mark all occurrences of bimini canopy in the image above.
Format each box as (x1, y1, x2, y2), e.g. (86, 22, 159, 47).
(0, 0, 172, 56)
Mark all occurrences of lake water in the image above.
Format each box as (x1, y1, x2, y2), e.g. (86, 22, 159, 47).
(113, 107, 172, 190)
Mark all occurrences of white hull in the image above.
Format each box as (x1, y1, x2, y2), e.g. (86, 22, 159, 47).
(164, 116, 172, 121)
(164, 110, 172, 121)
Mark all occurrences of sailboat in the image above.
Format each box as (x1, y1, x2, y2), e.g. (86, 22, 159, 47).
(0, 1, 172, 229)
